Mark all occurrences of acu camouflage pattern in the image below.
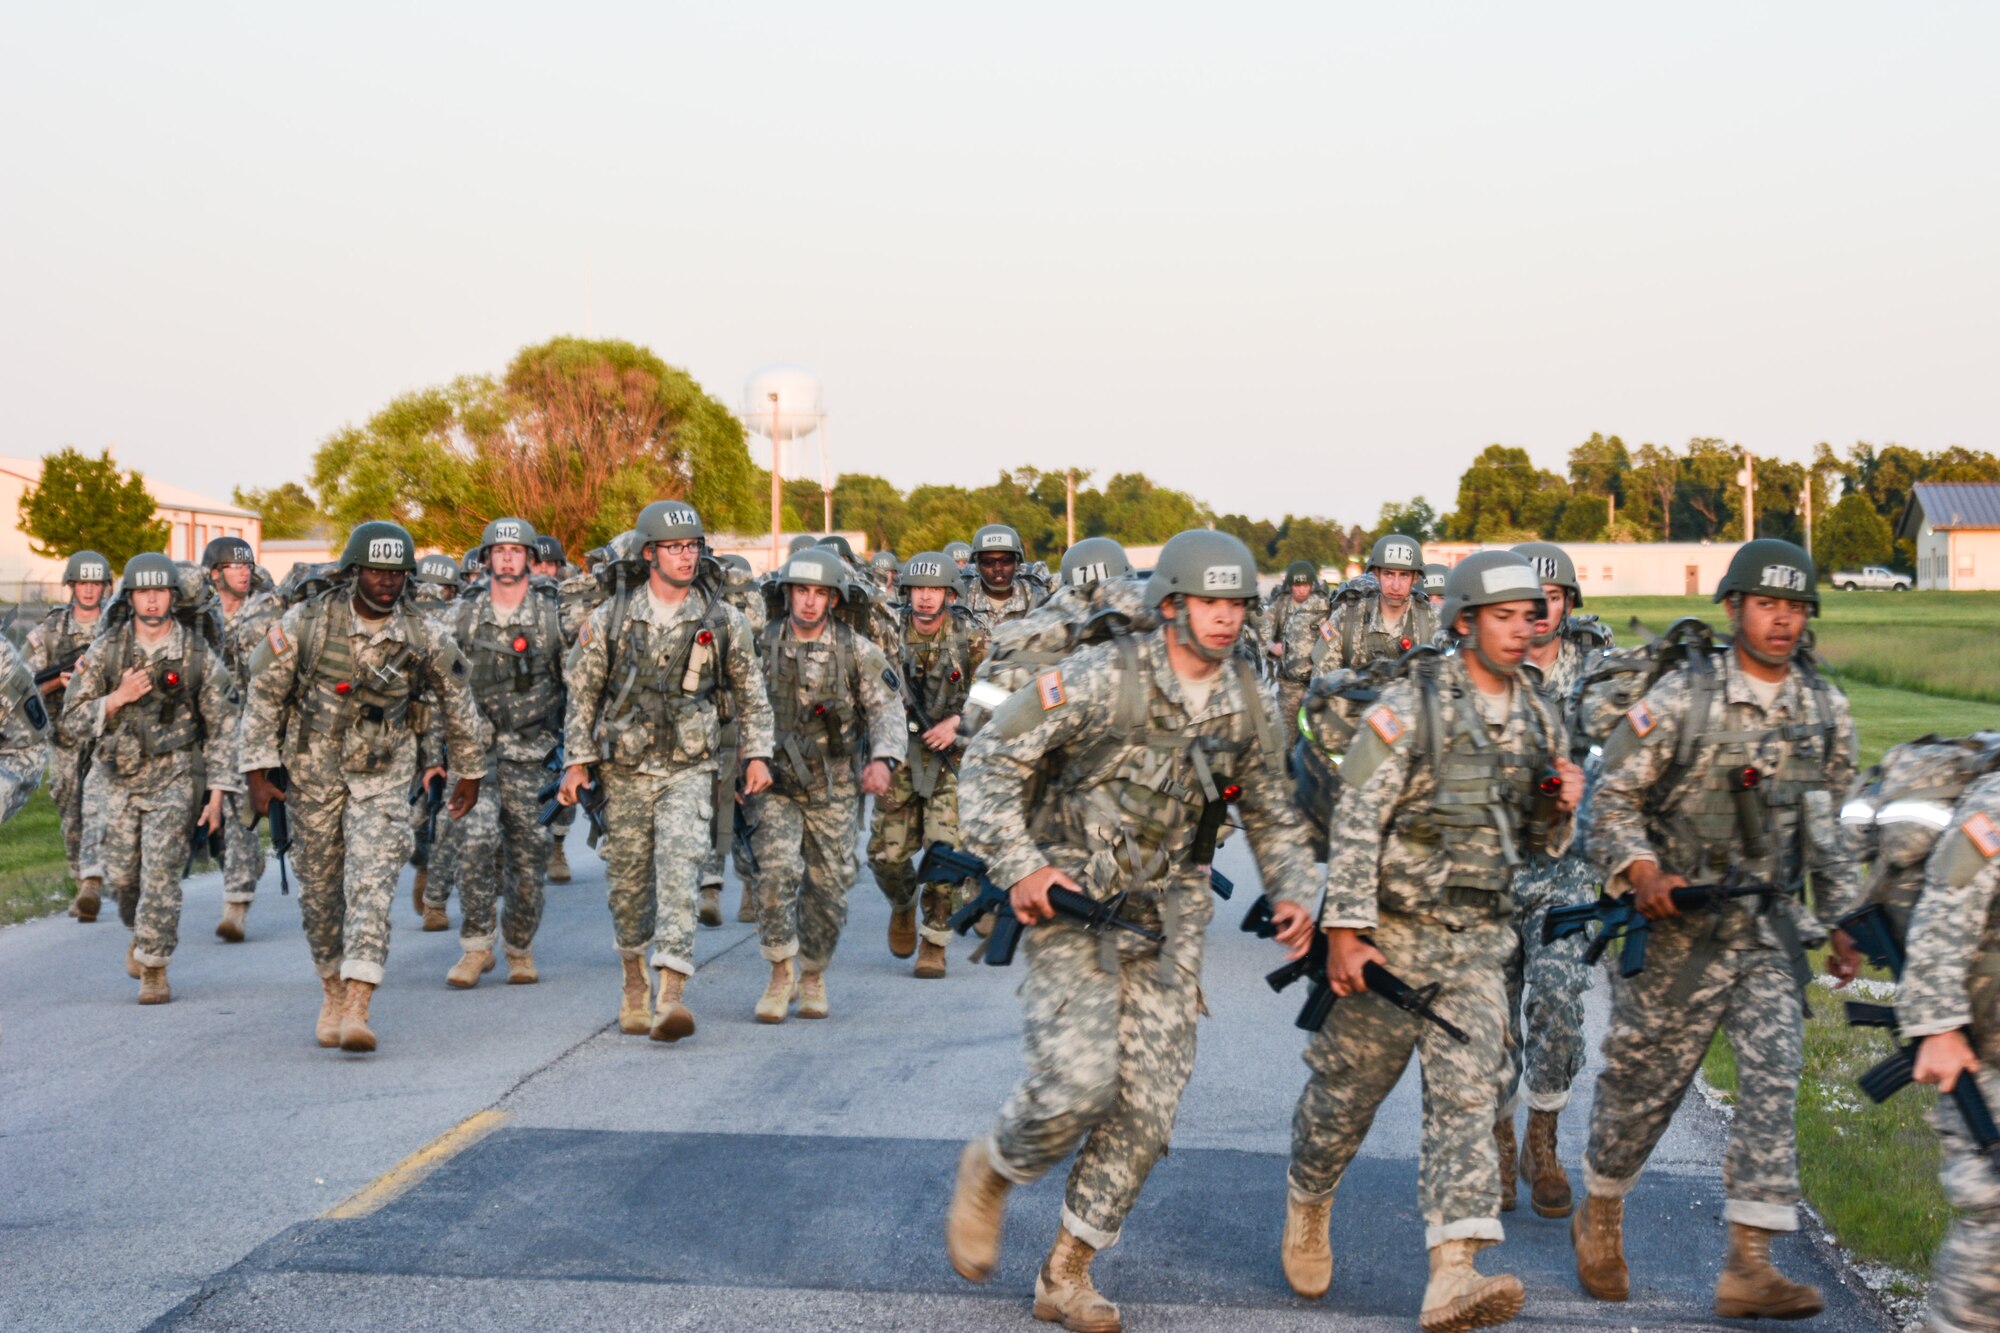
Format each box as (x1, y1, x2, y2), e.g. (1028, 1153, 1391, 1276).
(215, 585, 282, 901)
(696, 568, 771, 889)
(1274, 585, 1332, 727)
(27, 604, 102, 878)
(960, 573, 1046, 635)
(1309, 589, 1439, 674)
(0, 640, 49, 826)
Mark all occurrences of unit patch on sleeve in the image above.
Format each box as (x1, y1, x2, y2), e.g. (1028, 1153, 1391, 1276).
(1966, 811, 2000, 860)
(1626, 701, 1656, 739)
(1366, 706, 1404, 745)
(267, 625, 290, 656)
(1036, 670, 1066, 710)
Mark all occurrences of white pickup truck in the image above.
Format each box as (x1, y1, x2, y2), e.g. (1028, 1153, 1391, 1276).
(1830, 565, 1912, 591)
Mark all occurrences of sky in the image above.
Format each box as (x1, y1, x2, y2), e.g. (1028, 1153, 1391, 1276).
(2, 2, 1995, 529)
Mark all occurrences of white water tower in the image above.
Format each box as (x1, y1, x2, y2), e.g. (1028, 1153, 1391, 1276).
(743, 364, 830, 567)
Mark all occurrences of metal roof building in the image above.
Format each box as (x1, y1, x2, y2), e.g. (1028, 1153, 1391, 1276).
(1900, 482, 2000, 590)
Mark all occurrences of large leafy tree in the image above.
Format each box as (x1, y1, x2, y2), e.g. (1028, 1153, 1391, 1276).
(1813, 492, 1894, 572)
(1446, 445, 1567, 540)
(1369, 497, 1442, 546)
(17, 447, 170, 566)
(232, 482, 326, 540)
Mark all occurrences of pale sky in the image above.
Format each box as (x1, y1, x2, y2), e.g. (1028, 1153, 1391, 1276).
(3, 2, 1994, 528)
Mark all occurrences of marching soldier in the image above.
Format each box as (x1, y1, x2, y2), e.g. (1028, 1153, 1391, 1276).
(1312, 533, 1437, 672)
(700, 552, 768, 924)
(866, 551, 989, 977)
(945, 530, 1316, 1333)
(240, 522, 487, 1053)
(0, 638, 49, 825)
(201, 536, 282, 942)
(1272, 559, 1331, 731)
(945, 540, 974, 573)
(961, 524, 1046, 632)
(1277, 550, 1581, 1332)
(748, 547, 905, 1023)
(558, 502, 775, 1043)
(1572, 539, 1860, 1320)
(409, 552, 468, 925)
(31, 549, 112, 919)
(59, 554, 241, 1004)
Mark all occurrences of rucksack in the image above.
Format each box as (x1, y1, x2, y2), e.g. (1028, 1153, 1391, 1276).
(1569, 616, 1717, 755)
(1844, 732, 2000, 937)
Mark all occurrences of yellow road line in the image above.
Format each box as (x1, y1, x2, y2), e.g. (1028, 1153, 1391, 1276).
(324, 1109, 510, 1220)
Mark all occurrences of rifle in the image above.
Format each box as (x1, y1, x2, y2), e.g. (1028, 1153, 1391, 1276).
(1190, 782, 1240, 899)
(32, 646, 86, 689)
(410, 772, 446, 849)
(241, 767, 293, 894)
(1241, 895, 1470, 1040)
(1542, 882, 1786, 977)
(538, 763, 607, 845)
(1839, 903, 2000, 1177)
(925, 842, 1162, 967)
(184, 793, 226, 877)
(732, 796, 760, 876)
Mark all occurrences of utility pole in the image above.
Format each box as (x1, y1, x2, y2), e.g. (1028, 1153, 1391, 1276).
(1065, 470, 1076, 547)
(769, 392, 782, 570)
(1801, 462, 1814, 557)
(1740, 449, 1756, 541)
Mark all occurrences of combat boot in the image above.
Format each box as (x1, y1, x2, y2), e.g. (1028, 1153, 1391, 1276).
(505, 947, 538, 984)
(1571, 1194, 1629, 1300)
(73, 876, 102, 923)
(755, 959, 798, 1024)
(1419, 1239, 1523, 1332)
(1523, 1109, 1572, 1218)
(914, 939, 947, 979)
(422, 901, 449, 932)
(736, 882, 757, 922)
(1712, 1222, 1824, 1320)
(125, 937, 143, 979)
(1033, 1226, 1121, 1332)
(650, 967, 696, 1042)
(411, 868, 427, 915)
(1281, 1184, 1334, 1299)
(1494, 1117, 1518, 1212)
(698, 885, 723, 927)
(316, 974, 346, 1048)
(946, 1138, 1011, 1282)
(618, 954, 651, 1034)
(446, 947, 495, 989)
(137, 963, 171, 1005)
(339, 980, 378, 1053)
(888, 904, 917, 958)
(546, 835, 571, 884)
(797, 969, 829, 1019)
(215, 900, 248, 943)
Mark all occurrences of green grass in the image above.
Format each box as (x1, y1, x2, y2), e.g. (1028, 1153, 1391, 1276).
(0, 789, 77, 926)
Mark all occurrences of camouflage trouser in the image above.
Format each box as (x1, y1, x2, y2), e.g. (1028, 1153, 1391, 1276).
(751, 785, 860, 972)
(698, 735, 739, 890)
(602, 764, 714, 976)
(95, 769, 201, 967)
(989, 886, 1211, 1249)
(50, 739, 88, 881)
(291, 777, 417, 986)
(1499, 854, 1596, 1114)
(1927, 1060, 2000, 1333)
(1275, 677, 1309, 740)
(421, 799, 466, 910)
(1583, 918, 1804, 1231)
(1290, 913, 1511, 1246)
(457, 758, 550, 954)
(220, 791, 265, 902)
(866, 759, 967, 947)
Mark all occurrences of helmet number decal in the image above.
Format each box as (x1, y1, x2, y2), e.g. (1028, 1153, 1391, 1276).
(1383, 542, 1416, 567)
(77, 562, 107, 581)
(1071, 562, 1108, 586)
(1759, 564, 1807, 592)
(1528, 555, 1559, 580)
(368, 538, 405, 563)
(493, 522, 523, 542)
(979, 532, 1011, 549)
(1201, 566, 1243, 592)
(908, 561, 944, 578)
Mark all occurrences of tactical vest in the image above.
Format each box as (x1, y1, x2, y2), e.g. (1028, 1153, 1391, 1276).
(457, 587, 566, 738)
(763, 619, 862, 794)
(290, 591, 431, 747)
(98, 624, 208, 767)
(902, 605, 979, 723)
(37, 607, 97, 722)
(1329, 593, 1437, 668)
(1841, 733, 2000, 938)
(595, 588, 732, 766)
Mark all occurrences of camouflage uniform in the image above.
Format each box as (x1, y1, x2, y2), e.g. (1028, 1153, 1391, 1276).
(0, 640, 51, 824)
(750, 619, 905, 972)
(961, 576, 1046, 635)
(1274, 587, 1332, 732)
(700, 574, 771, 896)
(1581, 646, 1859, 1232)
(1310, 591, 1439, 673)
(213, 584, 282, 904)
(1895, 771, 2000, 1333)
(26, 604, 102, 881)
(964, 629, 1314, 1248)
(1290, 653, 1571, 1246)
(60, 618, 240, 966)
(239, 590, 487, 985)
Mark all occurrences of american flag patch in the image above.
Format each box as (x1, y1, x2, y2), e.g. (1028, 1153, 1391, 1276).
(1366, 706, 1404, 745)
(1037, 670, 1066, 710)
(1626, 702, 1656, 738)
(1965, 812, 2000, 859)
(1320, 620, 1336, 641)
(267, 625, 290, 656)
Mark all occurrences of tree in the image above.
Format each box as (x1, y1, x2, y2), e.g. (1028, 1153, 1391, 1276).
(1446, 445, 1567, 540)
(1215, 513, 1281, 570)
(17, 447, 171, 567)
(1813, 492, 1893, 573)
(1674, 439, 1742, 540)
(1272, 515, 1347, 572)
(829, 474, 908, 552)
(1628, 443, 1679, 540)
(232, 482, 326, 540)
(1567, 432, 1630, 509)
(1554, 495, 1609, 540)
(1369, 497, 1441, 545)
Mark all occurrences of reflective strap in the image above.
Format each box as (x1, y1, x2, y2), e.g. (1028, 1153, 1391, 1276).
(967, 679, 1010, 711)
(1875, 799, 1954, 830)
(1841, 798, 1879, 827)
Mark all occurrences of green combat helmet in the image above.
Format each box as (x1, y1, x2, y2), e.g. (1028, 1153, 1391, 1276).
(414, 553, 463, 588)
(1060, 537, 1134, 589)
(1714, 538, 1819, 614)
(816, 534, 859, 565)
(944, 541, 974, 566)
(64, 550, 113, 586)
(1512, 541, 1583, 608)
(475, 516, 539, 562)
(970, 524, 1024, 559)
(717, 552, 755, 587)
(870, 549, 898, 574)
(899, 551, 957, 589)
(635, 501, 703, 546)
(774, 548, 848, 597)
(1285, 559, 1317, 588)
(534, 534, 566, 567)
(340, 521, 419, 572)
(119, 552, 180, 599)
(1440, 550, 1545, 679)
(1366, 533, 1424, 574)
(1422, 562, 1448, 596)
(201, 536, 254, 569)
(788, 533, 821, 557)
(1145, 529, 1259, 662)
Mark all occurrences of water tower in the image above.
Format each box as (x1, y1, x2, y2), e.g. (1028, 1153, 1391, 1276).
(742, 364, 830, 568)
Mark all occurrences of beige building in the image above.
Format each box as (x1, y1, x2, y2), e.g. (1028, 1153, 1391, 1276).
(1901, 483, 2000, 591)
(1421, 540, 1740, 597)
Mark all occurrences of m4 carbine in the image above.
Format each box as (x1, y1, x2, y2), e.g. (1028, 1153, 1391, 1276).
(1542, 882, 1785, 977)
(923, 842, 1161, 967)
(1241, 895, 1469, 1042)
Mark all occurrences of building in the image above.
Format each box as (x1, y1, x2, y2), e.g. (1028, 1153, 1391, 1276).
(1901, 482, 2000, 590)
(1422, 540, 1740, 597)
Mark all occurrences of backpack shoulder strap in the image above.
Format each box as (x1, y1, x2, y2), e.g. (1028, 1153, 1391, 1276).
(1229, 653, 1281, 771)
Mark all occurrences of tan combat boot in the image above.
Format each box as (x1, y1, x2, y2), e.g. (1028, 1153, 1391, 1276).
(945, 1139, 1011, 1281)
(1522, 1109, 1572, 1218)
(796, 969, 828, 1019)
(1419, 1239, 1524, 1332)
(446, 947, 495, 989)
(1281, 1185, 1334, 1299)
(650, 967, 696, 1042)
(125, 937, 143, 979)
(1712, 1222, 1824, 1320)
(1033, 1227, 1121, 1332)
(339, 980, 378, 1053)
(411, 868, 427, 915)
(546, 835, 571, 884)
(1571, 1194, 1629, 1300)
(618, 954, 652, 1034)
(755, 959, 798, 1024)
(505, 947, 538, 985)
(888, 905, 917, 958)
(698, 885, 723, 927)
(138, 963, 171, 1005)
(422, 901, 449, 932)
(1494, 1117, 1518, 1212)
(216, 900, 248, 943)
(316, 974, 347, 1048)
(914, 939, 947, 979)
(736, 882, 757, 922)
(73, 876, 103, 923)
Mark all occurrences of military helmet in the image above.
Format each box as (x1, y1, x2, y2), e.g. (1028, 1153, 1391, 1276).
(944, 540, 973, 565)
(635, 501, 703, 545)
(1439, 550, 1546, 631)
(63, 549, 113, 586)
(534, 534, 566, 566)
(1143, 530, 1259, 608)
(1284, 559, 1316, 587)
(201, 536, 254, 569)
(716, 552, 754, 586)
(340, 521, 418, 573)
(870, 548, 898, 573)
(1511, 540, 1582, 607)
(414, 553, 463, 587)
(971, 524, 1025, 560)
(1366, 533, 1424, 574)
(1714, 538, 1819, 613)
(816, 534, 858, 565)
(477, 516, 539, 561)
(1421, 562, 1448, 595)
(120, 551, 181, 599)
(899, 551, 957, 590)
(460, 546, 482, 575)
(1060, 537, 1134, 589)
(773, 548, 848, 597)
(788, 533, 821, 556)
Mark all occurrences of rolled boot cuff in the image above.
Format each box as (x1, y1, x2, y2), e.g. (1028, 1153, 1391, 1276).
(504, 946, 535, 963)
(1426, 1216, 1505, 1247)
(132, 948, 171, 969)
(1525, 1087, 1572, 1113)
(797, 955, 829, 975)
(339, 960, 387, 986)
(314, 958, 344, 980)
(986, 1135, 1041, 1186)
(79, 863, 107, 882)
(699, 873, 723, 889)
(759, 940, 800, 964)
(651, 954, 694, 978)
(615, 943, 647, 960)
(1287, 1174, 1338, 1206)
(459, 932, 498, 952)
(1061, 1204, 1120, 1252)
(1723, 1199, 1798, 1232)
(918, 925, 953, 947)
(1496, 1092, 1520, 1122)
(1582, 1160, 1640, 1200)
(222, 891, 257, 904)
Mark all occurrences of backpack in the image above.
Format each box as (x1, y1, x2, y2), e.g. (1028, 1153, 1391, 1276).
(1844, 732, 2000, 937)
(1569, 616, 1717, 755)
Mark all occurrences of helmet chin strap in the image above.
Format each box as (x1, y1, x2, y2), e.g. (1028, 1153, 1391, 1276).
(135, 611, 171, 627)
(1169, 610, 1233, 664)
(1738, 638, 1791, 669)
(493, 567, 527, 586)
(1463, 626, 1521, 679)
(1529, 628, 1558, 648)
(650, 553, 695, 588)
(355, 582, 397, 615)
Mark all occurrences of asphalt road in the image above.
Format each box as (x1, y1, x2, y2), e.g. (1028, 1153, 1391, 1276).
(0, 829, 1893, 1332)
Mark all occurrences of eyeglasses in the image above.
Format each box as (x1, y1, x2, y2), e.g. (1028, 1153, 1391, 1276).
(653, 542, 700, 556)
(976, 553, 1017, 565)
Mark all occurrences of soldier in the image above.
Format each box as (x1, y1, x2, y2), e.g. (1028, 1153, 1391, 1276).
(1572, 539, 1861, 1320)
(747, 547, 905, 1023)
(558, 502, 775, 1043)
(409, 552, 467, 925)
(59, 554, 241, 1004)
(240, 522, 487, 1053)
(30, 549, 112, 919)
(1272, 560, 1331, 732)
(0, 638, 49, 825)
(869, 548, 899, 598)
(945, 540, 974, 573)
(411, 553, 463, 609)
(1423, 562, 1448, 598)
(1900, 772, 2000, 1333)
(944, 529, 1316, 1333)
(1275, 551, 1579, 1331)
(867, 551, 989, 977)
(531, 533, 573, 582)
(1311, 533, 1437, 672)
(701, 552, 770, 925)
(961, 524, 1046, 632)
(438, 517, 566, 989)
(200, 537, 283, 942)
